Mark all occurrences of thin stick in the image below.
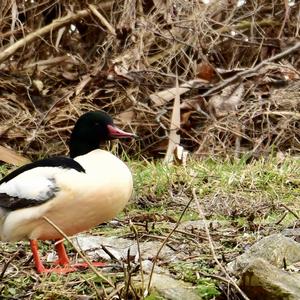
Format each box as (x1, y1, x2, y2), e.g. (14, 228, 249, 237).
(129, 220, 145, 298)
(89, 4, 116, 35)
(0, 9, 91, 64)
(274, 211, 288, 225)
(196, 270, 232, 285)
(280, 203, 300, 220)
(146, 197, 194, 293)
(0, 251, 20, 280)
(42, 216, 114, 287)
(192, 188, 250, 300)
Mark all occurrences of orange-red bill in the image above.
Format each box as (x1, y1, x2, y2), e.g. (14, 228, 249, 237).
(107, 124, 137, 139)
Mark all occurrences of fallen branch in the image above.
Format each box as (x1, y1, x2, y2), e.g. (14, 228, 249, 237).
(203, 42, 300, 97)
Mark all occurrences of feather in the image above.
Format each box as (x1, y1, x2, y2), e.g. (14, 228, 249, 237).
(0, 157, 84, 211)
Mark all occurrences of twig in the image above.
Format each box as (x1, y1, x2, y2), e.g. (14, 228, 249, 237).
(42, 216, 115, 287)
(106, 283, 125, 300)
(274, 211, 288, 225)
(203, 42, 300, 97)
(278, 0, 290, 39)
(0, 9, 91, 64)
(164, 75, 181, 163)
(89, 4, 116, 35)
(196, 270, 232, 285)
(192, 188, 250, 300)
(280, 203, 300, 220)
(0, 251, 21, 280)
(146, 197, 194, 293)
(101, 245, 120, 262)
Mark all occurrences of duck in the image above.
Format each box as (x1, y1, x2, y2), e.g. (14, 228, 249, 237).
(0, 111, 136, 273)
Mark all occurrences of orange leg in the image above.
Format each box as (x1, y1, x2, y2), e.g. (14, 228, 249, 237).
(30, 239, 75, 273)
(54, 240, 105, 269)
(54, 241, 70, 265)
(30, 239, 105, 274)
(30, 239, 46, 273)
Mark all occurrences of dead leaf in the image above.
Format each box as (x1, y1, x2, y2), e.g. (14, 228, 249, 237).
(32, 80, 44, 93)
(0, 145, 30, 166)
(62, 71, 79, 81)
(116, 109, 135, 124)
(181, 111, 193, 128)
(180, 96, 207, 112)
(196, 61, 216, 82)
(208, 83, 244, 118)
(150, 79, 208, 106)
(55, 27, 66, 50)
(164, 77, 181, 163)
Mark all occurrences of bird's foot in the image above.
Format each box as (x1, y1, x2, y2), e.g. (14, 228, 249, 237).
(38, 266, 78, 274)
(72, 261, 106, 269)
(37, 261, 106, 274)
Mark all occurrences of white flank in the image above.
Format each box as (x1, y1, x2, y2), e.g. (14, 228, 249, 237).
(0, 149, 133, 242)
(0, 167, 61, 201)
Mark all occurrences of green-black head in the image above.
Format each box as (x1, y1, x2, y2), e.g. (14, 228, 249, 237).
(69, 111, 136, 158)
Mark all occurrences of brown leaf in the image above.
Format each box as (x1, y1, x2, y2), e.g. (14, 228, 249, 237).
(196, 61, 216, 82)
(0, 145, 30, 166)
(181, 111, 193, 128)
(180, 96, 207, 112)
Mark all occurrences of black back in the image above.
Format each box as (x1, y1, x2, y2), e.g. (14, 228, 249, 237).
(0, 156, 85, 184)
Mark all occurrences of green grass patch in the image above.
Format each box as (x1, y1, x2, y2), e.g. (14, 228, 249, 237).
(1, 155, 300, 299)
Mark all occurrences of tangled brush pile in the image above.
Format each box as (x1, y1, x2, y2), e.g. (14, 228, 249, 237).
(0, 0, 299, 160)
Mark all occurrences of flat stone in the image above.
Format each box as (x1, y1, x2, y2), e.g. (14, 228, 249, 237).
(141, 259, 170, 275)
(73, 235, 178, 262)
(240, 258, 300, 300)
(228, 234, 300, 273)
(282, 228, 300, 237)
(178, 220, 226, 231)
(143, 273, 202, 300)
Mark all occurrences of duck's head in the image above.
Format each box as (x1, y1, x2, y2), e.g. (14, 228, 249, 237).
(69, 111, 136, 158)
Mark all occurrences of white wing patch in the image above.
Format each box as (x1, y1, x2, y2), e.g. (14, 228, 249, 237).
(0, 167, 59, 201)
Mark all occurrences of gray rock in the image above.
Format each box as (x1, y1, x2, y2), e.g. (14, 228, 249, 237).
(73, 235, 178, 262)
(240, 258, 300, 300)
(144, 273, 202, 300)
(141, 259, 170, 275)
(282, 228, 300, 237)
(282, 228, 300, 243)
(228, 234, 300, 273)
(178, 220, 226, 231)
